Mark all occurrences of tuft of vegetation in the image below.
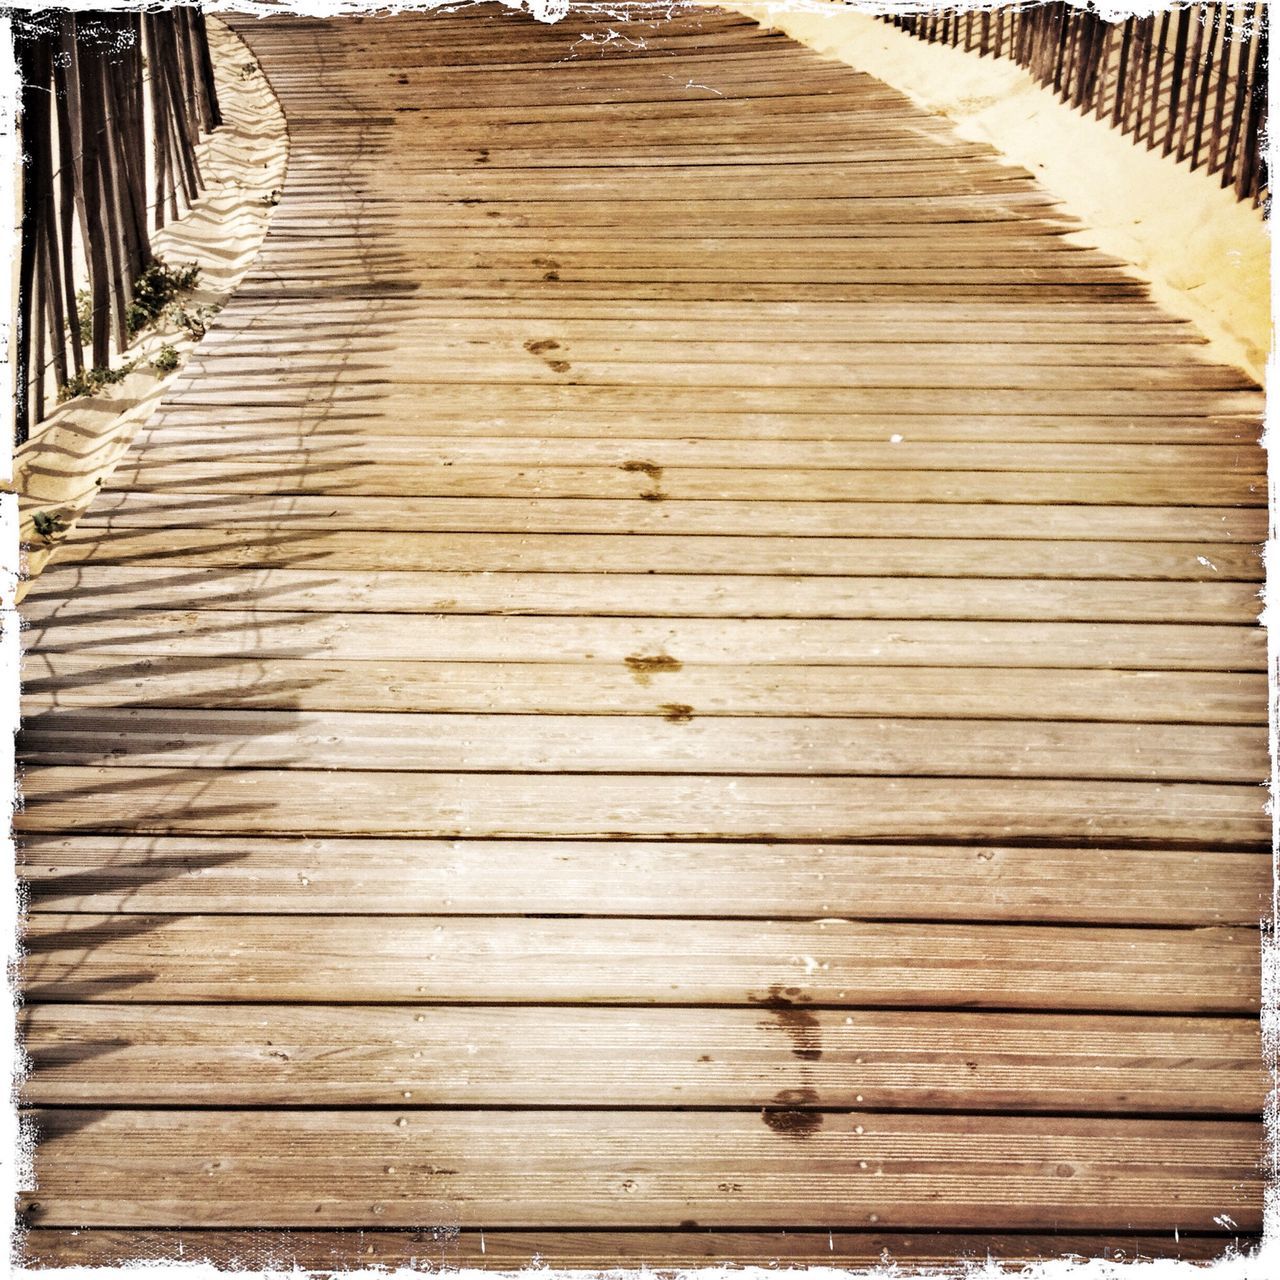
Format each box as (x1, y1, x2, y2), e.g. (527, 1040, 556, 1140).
(166, 301, 220, 341)
(261, 188, 282, 206)
(31, 511, 68, 541)
(151, 343, 180, 373)
(57, 359, 137, 403)
(241, 60, 258, 78)
(74, 288, 93, 344)
(126, 259, 200, 337)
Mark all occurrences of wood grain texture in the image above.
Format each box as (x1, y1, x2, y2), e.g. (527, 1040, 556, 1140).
(18, 1109, 1264, 1230)
(15, 766, 1271, 844)
(21, 1004, 1266, 1112)
(19, 655, 1270, 723)
(19, 914, 1259, 1011)
(19, 566, 1267, 622)
(16, 707, 1270, 780)
(17, 1, 1266, 1259)
(16, 1228, 1252, 1270)
(19, 611, 1269, 669)
(18, 835, 1270, 924)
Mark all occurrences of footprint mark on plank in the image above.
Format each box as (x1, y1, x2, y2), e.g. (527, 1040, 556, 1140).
(625, 653, 682, 686)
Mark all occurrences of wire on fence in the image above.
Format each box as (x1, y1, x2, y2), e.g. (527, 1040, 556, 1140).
(11, 6, 222, 445)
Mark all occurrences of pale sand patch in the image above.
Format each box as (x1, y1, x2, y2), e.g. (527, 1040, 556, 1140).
(10, 17, 289, 598)
(717, 1, 1269, 383)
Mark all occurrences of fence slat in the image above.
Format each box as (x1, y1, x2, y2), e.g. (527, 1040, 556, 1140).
(881, 3, 1265, 209)
(13, 8, 223, 440)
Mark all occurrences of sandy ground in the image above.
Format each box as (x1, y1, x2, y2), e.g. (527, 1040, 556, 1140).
(9, 17, 289, 597)
(718, 1, 1270, 384)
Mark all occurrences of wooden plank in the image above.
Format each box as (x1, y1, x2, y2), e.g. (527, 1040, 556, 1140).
(45, 527, 1268, 580)
(150, 381, 1266, 421)
(17, 708, 1269, 782)
(165, 355, 1249, 390)
(17, 1226, 1254, 1269)
(15, 910, 1263, 1011)
(124, 434, 1268, 474)
(209, 296, 1186, 324)
(16, 1227, 1251, 1269)
(189, 333, 1226, 368)
(20, 1004, 1266, 1111)
(75, 494, 1271, 539)
(19, 1109, 1264, 1230)
(143, 408, 1260, 446)
(96, 461, 1263, 504)
(17, 835, 1271, 925)
(21, 655, 1268, 725)
(19, 567, 1265, 624)
(196, 327, 1222, 359)
(250, 230, 1120, 256)
(186, 289, 1173, 320)
(15, 768, 1269, 845)
(19, 612, 1267, 671)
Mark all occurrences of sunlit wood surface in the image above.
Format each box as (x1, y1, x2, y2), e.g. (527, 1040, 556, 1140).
(17, 3, 1267, 1268)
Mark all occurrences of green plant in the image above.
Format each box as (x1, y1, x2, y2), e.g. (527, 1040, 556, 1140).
(126, 259, 200, 336)
(31, 511, 68, 541)
(151, 343, 180, 373)
(74, 288, 93, 344)
(167, 301, 219, 341)
(57, 359, 137, 402)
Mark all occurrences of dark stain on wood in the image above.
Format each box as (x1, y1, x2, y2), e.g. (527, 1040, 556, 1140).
(620, 460, 664, 482)
(749, 982, 813, 1009)
(624, 653, 682, 685)
(761, 1107, 823, 1140)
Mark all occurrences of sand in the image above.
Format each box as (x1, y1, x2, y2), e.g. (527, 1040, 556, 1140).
(9, 17, 290, 596)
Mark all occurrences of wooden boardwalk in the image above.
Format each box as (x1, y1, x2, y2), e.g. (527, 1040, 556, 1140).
(17, 3, 1268, 1268)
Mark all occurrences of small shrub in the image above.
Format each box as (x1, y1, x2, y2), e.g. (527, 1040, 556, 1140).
(31, 511, 68, 541)
(151, 344, 180, 373)
(241, 60, 258, 78)
(126, 259, 200, 336)
(74, 288, 93, 344)
(57, 359, 137, 403)
(262, 188, 282, 206)
(167, 302, 220, 341)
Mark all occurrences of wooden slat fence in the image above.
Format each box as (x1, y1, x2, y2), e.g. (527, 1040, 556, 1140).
(11, 7, 221, 445)
(884, 3, 1268, 206)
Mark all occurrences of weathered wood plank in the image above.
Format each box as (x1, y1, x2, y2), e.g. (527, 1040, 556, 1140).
(19, 1109, 1264, 1230)
(98, 460, 1262, 504)
(138, 382, 1266, 422)
(17, 708, 1269, 782)
(15, 1227, 1251, 1269)
(19, 567, 1266, 623)
(20, 1005, 1265, 1111)
(22, 655, 1266, 725)
(18, 835, 1270, 924)
(120, 435, 1271, 474)
(73, 493, 1271, 540)
(17, 767, 1269, 845)
(20, 611, 1267, 671)
(46, 527, 1268, 580)
(18, 913, 1261, 1011)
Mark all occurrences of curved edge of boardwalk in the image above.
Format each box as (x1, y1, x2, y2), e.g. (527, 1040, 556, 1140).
(15, 2, 1268, 1269)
